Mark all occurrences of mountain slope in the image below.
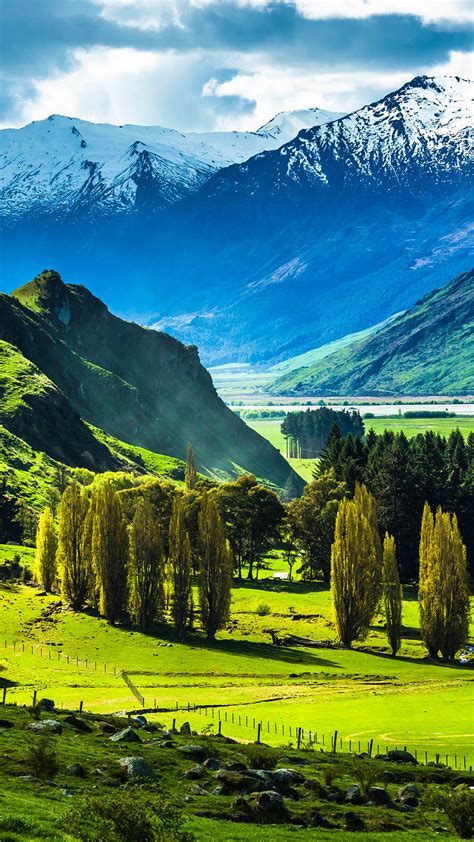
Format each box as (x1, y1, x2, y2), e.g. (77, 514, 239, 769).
(0, 108, 342, 222)
(0, 270, 300, 490)
(269, 269, 474, 396)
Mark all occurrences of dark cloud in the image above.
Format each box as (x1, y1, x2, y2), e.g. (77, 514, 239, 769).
(0, 0, 472, 124)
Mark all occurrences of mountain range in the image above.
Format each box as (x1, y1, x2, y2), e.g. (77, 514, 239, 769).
(269, 269, 474, 396)
(0, 270, 300, 493)
(0, 75, 472, 366)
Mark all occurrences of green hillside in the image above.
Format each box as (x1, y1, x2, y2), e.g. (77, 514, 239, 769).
(270, 270, 474, 396)
(0, 270, 300, 491)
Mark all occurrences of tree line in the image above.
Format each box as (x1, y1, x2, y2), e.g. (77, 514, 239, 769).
(281, 408, 364, 458)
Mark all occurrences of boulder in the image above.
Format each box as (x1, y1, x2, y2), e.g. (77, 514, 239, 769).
(96, 721, 117, 735)
(203, 757, 224, 771)
(253, 790, 289, 821)
(109, 726, 140, 743)
(134, 715, 148, 727)
(154, 739, 175, 748)
(26, 719, 62, 734)
(274, 767, 306, 788)
(118, 756, 158, 781)
(398, 783, 421, 807)
(345, 784, 362, 804)
(382, 749, 418, 765)
(180, 722, 191, 735)
(38, 698, 55, 712)
(64, 715, 92, 733)
(307, 809, 331, 828)
(67, 763, 87, 778)
(227, 761, 247, 772)
(367, 787, 393, 806)
(185, 765, 205, 780)
(232, 796, 254, 819)
(177, 745, 207, 761)
(188, 785, 208, 796)
(0, 719, 14, 729)
(344, 811, 366, 831)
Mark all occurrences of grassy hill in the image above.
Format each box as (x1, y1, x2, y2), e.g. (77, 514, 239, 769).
(270, 270, 474, 396)
(0, 269, 301, 491)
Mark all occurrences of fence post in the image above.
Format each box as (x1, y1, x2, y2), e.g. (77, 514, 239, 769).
(2, 687, 6, 705)
(79, 700, 83, 713)
(297, 727, 302, 750)
(257, 723, 261, 744)
(368, 739, 373, 757)
(218, 720, 222, 736)
(333, 730, 338, 753)
(32, 690, 37, 707)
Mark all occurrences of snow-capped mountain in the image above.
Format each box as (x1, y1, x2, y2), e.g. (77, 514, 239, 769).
(0, 107, 342, 220)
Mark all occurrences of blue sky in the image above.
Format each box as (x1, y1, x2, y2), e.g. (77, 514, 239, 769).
(1, 0, 473, 130)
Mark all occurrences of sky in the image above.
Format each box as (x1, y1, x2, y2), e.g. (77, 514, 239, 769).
(0, 0, 473, 132)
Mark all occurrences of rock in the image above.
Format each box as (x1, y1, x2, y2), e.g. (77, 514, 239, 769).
(38, 698, 55, 712)
(134, 715, 148, 727)
(368, 787, 393, 806)
(154, 739, 175, 748)
(345, 784, 362, 804)
(307, 809, 331, 828)
(185, 765, 205, 780)
(19, 775, 41, 783)
(96, 721, 117, 735)
(67, 763, 87, 778)
(180, 721, 191, 735)
(143, 724, 158, 733)
(304, 779, 327, 798)
(227, 761, 247, 772)
(398, 783, 421, 807)
(60, 789, 73, 797)
(381, 770, 399, 783)
(274, 767, 306, 789)
(26, 719, 62, 734)
(118, 756, 158, 781)
(232, 796, 254, 819)
(0, 719, 14, 729)
(64, 715, 92, 733)
(383, 749, 418, 765)
(188, 785, 208, 796)
(109, 726, 140, 743)
(212, 786, 225, 796)
(344, 811, 366, 831)
(253, 790, 289, 821)
(203, 757, 224, 771)
(177, 745, 207, 760)
(327, 789, 345, 804)
(216, 769, 267, 794)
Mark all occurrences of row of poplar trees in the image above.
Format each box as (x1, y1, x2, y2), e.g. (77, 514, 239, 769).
(34, 479, 232, 642)
(330, 483, 470, 660)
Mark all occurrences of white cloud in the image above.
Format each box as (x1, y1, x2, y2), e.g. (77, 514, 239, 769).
(293, 0, 474, 24)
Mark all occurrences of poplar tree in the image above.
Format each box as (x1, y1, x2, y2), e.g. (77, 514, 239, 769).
(57, 482, 90, 609)
(198, 492, 232, 641)
(34, 506, 57, 592)
(419, 504, 470, 660)
(382, 532, 402, 656)
(331, 483, 382, 646)
(185, 443, 197, 491)
(91, 481, 128, 622)
(128, 498, 164, 631)
(168, 496, 192, 640)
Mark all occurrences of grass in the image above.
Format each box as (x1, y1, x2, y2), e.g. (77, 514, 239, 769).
(1, 551, 472, 765)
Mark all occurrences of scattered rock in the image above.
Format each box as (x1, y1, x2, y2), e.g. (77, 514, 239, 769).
(109, 726, 140, 743)
(177, 745, 207, 761)
(344, 811, 366, 831)
(306, 809, 331, 828)
(154, 739, 175, 749)
(118, 756, 158, 781)
(134, 715, 148, 728)
(96, 721, 117, 735)
(367, 787, 393, 806)
(227, 761, 247, 772)
(253, 790, 289, 821)
(67, 763, 87, 778)
(398, 783, 421, 807)
(64, 715, 92, 733)
(204, 757, 224, 771)
(180, 722, 191, 735)
(232, 795, 254, 820)
(38, 698, 55, 712)
(379, 749, 418, 765)
(0, 719, 14, 729)
(185, 765, 205, 780)
(26, 719, 62, 734)
(345, 784, 362, 804)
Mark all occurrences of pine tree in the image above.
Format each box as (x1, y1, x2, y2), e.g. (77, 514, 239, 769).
(382, 533, 402, 656)
(57, 482, 90, 609)
(331, 483, 382, 646)
(185, 443, 197, 491)
(168, 496, 192, 640)
(419, 504, 470, 660)
(128, 498, 164, 632)
(198, 492, 232, 641)
(34, 506, 57, 592)
(91, 481, 128, 622)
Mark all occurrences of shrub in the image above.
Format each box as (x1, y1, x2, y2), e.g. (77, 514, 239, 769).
(255, 602, 271, 617)
(243, 744, 278, 770)
(346, 758, 380, 795)
(25, 735, 59, 779)
(423, 785, 474, 839)
(61, 792, 195, 841)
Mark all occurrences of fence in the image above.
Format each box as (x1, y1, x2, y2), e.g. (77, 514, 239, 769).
(2, 639, 119, 676)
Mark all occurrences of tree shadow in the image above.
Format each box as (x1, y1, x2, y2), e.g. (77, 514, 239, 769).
(355, 646, 472, 672)
(232, 578, 327, 596)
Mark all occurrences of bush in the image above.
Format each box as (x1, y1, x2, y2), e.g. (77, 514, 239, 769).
(255, 602, 272, 617)
(25, 735, 59, 779)
(346, 758, 380, 795)
(423, 785, 474, 839)
(61, 792, 195, 842)
(243, 744, 278, 770)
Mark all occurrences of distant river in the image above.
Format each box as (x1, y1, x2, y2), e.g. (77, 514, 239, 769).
(232, 403, 474, 416)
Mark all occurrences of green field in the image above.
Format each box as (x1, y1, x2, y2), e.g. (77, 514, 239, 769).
(244, 416, 474, 481)
(1, 544, 472, 766)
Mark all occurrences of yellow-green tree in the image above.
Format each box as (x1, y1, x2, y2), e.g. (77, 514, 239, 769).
(168, 496, 192, 640)
(419, 504, 470, 660)
(185, 443, 197, 491)
(331, 483, 382, 646)
(34, 506, 57, 592)
(198, 492, 232, 641)
(57, 482, 90, 609)
(91, 481, 128, 622)
(128, 498, 164, 631)
(382, 532, 402, 656)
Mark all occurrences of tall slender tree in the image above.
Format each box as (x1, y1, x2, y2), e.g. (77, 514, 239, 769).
(128, 498, 164, 631)
(198, 492, 232, 641)
(34, 506, 57, 592)
(168, 496, 192, 640)
(331, 483, 382, 646)
(57, 482, 90, 609)
(185, 443, 197, 491)
(382, 533, 402, 656)
(91, 481, 128, 622)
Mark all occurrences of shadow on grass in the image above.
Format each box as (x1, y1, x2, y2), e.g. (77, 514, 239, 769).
(232, 577, 328, 596)
(355, 646, 471, 672)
